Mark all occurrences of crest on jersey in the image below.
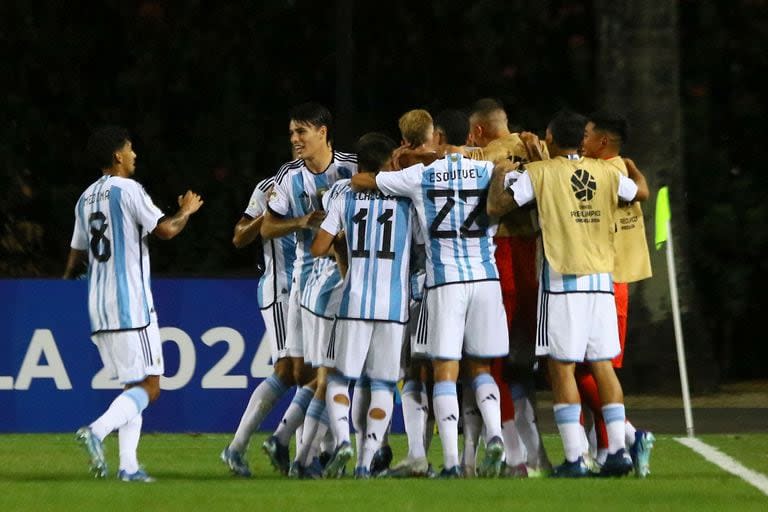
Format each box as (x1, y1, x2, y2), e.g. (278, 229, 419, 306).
(570, 169, 597, 202)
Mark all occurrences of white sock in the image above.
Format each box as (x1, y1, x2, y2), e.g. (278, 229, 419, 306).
(118, 413, 142, 474)
(433, 380, 460, 469)
(586, 420, 597, 458)
(602, 403, 626, 454)
(401, 380, 427, 459)
(274, 386, 313, 446)
(502, 419, 526, 467)
(460, 382, 482, 470)
(230, 375, 288, 453)
(352, 377, 371, 467)
(625, 419, 637, 447)
(326, 375, 351, 447)
(472, 373, 502, 440)
(553, 403, 584, 463)
(304, 408, 330, 466)
(296, 398, 325, 465)
(512, 384, 545, 468)
(361, 381, 394, 469)
(90, 387, 148, 441)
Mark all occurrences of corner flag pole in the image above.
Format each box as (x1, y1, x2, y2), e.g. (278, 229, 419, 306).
(655, 186, 695, 437)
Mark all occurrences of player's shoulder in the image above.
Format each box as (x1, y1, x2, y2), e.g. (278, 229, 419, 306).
(108, 176, 147, 197)
(322, 179, 351, 209)
(274, 159, 305, 184)
(256, 175, 276, 192)
(334, 150, 357, 164)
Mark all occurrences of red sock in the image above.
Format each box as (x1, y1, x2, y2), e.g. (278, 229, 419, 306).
(575, 365, 608, 449)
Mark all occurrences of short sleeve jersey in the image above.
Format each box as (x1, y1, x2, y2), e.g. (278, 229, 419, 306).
(508, 156, 638, 293)
(70, 175, 164, 333)
(375, 154, 498, 288)
(244, 177, 296, 308)
(321, 179, 415, 323)
(267, 151, 357, 289)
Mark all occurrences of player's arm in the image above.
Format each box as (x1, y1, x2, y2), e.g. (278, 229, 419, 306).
(519, 131, 546, 162)
(487, 161, 521, 217)
(481, 143, 512, 164)
(350, 172, 378, 192)
(623, 157, 649, 201)
(261, 209, 325, 240)
(62, 249, 87, 279)
(311, 228, 335, 257)
(331, 232, 348, 278)
(153, 190, 204, 240)
(232, 214, 263, 248)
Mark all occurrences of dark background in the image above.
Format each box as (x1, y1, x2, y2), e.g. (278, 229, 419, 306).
(1, 0, 766, 384)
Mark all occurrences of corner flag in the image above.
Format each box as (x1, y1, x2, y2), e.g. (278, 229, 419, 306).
(655, 185, 671, 249)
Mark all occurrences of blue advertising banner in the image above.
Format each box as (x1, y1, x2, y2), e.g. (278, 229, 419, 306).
(0, 279, 404, 433)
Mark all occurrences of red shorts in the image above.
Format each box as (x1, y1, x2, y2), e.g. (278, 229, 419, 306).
(494, 235, 537, 354)
(612, 282, 629, 368)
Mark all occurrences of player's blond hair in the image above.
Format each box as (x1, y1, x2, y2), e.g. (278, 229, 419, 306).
(398, 109, 433, 148)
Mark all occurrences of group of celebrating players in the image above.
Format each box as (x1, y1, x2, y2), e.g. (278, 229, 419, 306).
(220, 99, 655, 480)
(67, 98, 655, 482)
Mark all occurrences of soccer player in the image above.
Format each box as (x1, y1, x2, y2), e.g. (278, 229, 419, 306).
(432, 109, 471, 148)
(351, 149, 508, 479)
(260, 103, 357, 476)
(487, 109, 649, 477)
(220, 176, 297, 476)
(312, 132, 416, 479)
(468, 98, 550, 476)
(64, 126, 203, 481)
(579, 111, 655, 477)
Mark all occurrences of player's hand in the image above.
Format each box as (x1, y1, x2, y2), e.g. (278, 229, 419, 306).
(178, 191, 204, 215)
(390, 144, 411, 170)
(302, 210, 326, 229)
(519, 131, 540, 146)
(494, 160, 520, 175)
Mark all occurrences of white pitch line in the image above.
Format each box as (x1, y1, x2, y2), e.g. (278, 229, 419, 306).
(675, 437, 768, 497)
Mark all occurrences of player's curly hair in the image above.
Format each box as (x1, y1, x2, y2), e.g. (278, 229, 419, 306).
(86, 126, 130, 170)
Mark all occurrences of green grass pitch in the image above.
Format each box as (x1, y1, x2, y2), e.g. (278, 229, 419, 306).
(0, 433, 766, 512)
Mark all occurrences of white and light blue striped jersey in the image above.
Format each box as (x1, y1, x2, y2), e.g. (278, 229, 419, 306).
(70, 175, 164, 333)
(268, 151, 357, 290)
(244, 176, 296, 308)
(541, 259, 614, 294)
(300, 256, 343, 319)
(320, 180, 415, 323)
(375, 154, 499, 288)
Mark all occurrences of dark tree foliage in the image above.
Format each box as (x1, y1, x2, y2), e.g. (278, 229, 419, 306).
(679, 0, 768, 379)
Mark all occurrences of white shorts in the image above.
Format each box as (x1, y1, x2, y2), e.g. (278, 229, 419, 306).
(92, 315, 164, 385)
(329, 319, 405, 382)
(409, 298, 430, 361)
(284, 282, 304, 358)
(425, 281, 509, 360)
(301, 308, 335, 368)
(260, 301, 289, 362)
(535, 290, 620, 362)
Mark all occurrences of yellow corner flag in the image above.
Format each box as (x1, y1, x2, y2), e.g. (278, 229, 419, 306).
(655, 186, 671, 249)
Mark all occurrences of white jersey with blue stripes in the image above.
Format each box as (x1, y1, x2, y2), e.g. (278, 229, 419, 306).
(375, 154, 499, 288)
(321, 179, 415, 323)
(300, 256, 343, 319)
(268, 151, 357, 290)
(244, 176, 296, 308)
(541, 259, 614, 294)
(70, 175, 164, 333)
